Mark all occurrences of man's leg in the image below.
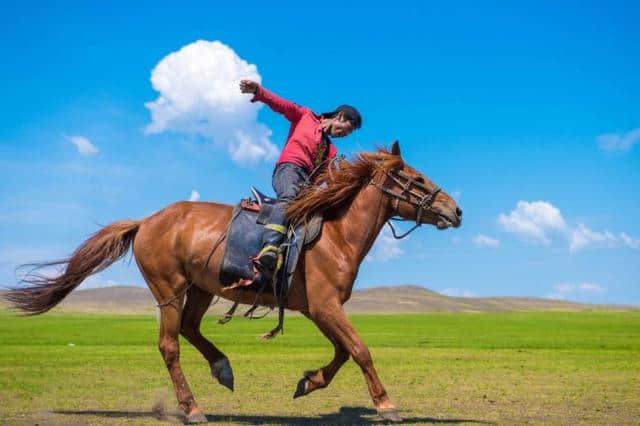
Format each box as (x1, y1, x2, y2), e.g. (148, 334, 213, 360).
(255, 202, 287, 274)
(254, 163, 308, 278)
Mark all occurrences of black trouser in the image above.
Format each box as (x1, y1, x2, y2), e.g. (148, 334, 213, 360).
(261, 163, 309, 250)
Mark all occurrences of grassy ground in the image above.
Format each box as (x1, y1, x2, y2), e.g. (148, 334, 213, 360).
(0, 310, 638, 425)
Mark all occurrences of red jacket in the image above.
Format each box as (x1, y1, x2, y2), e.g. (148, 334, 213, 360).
(251, 85, 337, 172)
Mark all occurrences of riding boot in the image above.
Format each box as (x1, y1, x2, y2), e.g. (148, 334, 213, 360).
(253, 203, 287, 282)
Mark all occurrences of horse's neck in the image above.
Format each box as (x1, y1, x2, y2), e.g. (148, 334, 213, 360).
(337, 183, 391, 263)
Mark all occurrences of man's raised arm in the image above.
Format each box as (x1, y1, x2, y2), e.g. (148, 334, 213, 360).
(240, 80, 303, 123)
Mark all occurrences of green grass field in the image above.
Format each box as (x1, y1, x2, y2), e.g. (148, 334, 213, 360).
(1, 310, 639, 425)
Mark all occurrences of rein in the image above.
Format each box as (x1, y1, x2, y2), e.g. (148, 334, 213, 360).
(369, 169, 441, 239)
(308, 155, 344, 182)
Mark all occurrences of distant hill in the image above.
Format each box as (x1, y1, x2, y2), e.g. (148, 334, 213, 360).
(2, 285, 636, 314)
(345, 285, 636, 312)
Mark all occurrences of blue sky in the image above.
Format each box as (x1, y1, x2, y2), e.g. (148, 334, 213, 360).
(1, 2, 638, 304)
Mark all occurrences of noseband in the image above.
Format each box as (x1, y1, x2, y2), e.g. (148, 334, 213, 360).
(369, 169, 441, 239)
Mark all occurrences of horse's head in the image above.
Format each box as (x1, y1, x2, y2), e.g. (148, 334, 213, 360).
(373, 141, 462, 230)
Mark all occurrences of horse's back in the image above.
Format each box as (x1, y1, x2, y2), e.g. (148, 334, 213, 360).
(133, 201, 233, 278)
(132, 200, 311, 312)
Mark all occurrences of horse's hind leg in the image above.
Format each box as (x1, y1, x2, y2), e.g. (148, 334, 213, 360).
(157, 293, 207, 424)
(180, 285, 234, 391)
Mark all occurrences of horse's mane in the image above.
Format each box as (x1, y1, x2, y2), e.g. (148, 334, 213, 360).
(286, 148, 403, 223)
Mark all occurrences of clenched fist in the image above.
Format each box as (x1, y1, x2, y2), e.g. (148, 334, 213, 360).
(239, 79, 259, 94)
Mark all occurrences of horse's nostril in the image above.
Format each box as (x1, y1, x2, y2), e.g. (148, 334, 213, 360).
(456, 207, 463, 218)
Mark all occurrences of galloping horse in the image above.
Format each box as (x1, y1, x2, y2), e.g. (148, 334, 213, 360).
(5, 141, 461, 423)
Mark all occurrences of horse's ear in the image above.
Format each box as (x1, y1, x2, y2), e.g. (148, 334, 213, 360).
(391, 140, 401, 156)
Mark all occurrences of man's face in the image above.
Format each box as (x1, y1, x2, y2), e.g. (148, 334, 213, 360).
(330, 112, 355, 138)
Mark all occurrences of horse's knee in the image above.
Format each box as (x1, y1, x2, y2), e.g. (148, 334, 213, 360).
(352, 344, 373, 368)
(159, 339, 179, 365)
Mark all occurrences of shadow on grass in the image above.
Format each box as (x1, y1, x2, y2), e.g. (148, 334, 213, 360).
(55, 406, 493, 424)
(54, 409, 170, 420)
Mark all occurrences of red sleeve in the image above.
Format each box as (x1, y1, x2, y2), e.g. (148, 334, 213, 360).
(251, 85, 304, 123)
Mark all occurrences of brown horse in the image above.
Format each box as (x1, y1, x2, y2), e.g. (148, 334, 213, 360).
(5, 141, 461, 423)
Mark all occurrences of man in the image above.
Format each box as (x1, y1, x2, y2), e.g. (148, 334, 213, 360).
(239, 79, 362, 282)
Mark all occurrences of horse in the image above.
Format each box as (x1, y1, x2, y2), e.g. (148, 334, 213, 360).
(4, 141, 461, 423)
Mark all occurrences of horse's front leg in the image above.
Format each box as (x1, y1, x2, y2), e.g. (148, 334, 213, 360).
(308, 302, 402, 422)
(293, 314, 349, 398)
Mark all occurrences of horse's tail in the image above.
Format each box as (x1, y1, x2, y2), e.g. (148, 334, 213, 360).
(4, 220, 141, 315)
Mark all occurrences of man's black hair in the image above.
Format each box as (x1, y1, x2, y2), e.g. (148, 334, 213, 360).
(322, 105, 362, 129)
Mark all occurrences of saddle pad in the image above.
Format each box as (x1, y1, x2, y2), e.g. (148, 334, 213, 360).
(219, 205, 262, 286)
(220, 205, 314, 289)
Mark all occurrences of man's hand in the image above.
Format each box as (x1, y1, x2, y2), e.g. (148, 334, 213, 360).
(239, 79, 259, 94)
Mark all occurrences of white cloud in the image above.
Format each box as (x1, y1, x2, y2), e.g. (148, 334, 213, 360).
(66, 135, 98, 156)
(440, 288, 476, 298)
(365, 226, 405, 262)
(498, 201, 566, 244)
(473, 234, 500, 248)
(451, 236, 462, 245)
(569, 223, 617, 252)
(597, 128, 640, 152)
(545, 282, 607, 300)
(577, 283, 606, 294)
(145, 40, 278, 165)
(569, 223, 640, 252)
(189, 190, 201, 201)
(498, 201, 639, 252)
(619, 233, 640, 250)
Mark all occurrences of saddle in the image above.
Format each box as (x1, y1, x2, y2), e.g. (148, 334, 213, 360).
(218, 187, 322, 336)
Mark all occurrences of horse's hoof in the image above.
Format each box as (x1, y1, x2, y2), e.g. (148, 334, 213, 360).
(186, 410, 208, 424)
(211, 358, 234, 391)
(292, 377, 308, 399)
(377, 408, 402, 423)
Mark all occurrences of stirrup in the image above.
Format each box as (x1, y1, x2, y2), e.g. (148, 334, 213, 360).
(253, 245, 284, 283)
(223, 246, 283, 290)
(255, 245, 279, 270)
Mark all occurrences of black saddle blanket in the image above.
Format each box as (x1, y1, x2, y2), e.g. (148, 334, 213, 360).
(219, 203, 309, 293)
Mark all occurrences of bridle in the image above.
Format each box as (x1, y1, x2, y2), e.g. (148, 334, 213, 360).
(369, 168, 441, 239)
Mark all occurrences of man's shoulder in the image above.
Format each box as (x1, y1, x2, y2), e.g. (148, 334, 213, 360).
(298, 107, 323, 124)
